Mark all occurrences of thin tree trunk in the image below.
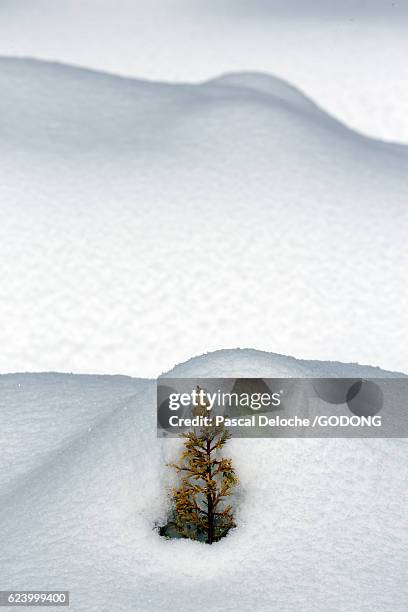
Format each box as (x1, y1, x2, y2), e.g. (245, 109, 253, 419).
(206, 439, 214, 544)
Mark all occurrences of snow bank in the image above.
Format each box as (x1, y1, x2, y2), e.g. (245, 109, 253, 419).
(1, 0, 408, 141)
(1, 350, 407, 611)
(1, 59, 407, 377)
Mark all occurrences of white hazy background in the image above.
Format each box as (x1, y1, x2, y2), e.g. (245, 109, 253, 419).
(0, 0, 407, 377)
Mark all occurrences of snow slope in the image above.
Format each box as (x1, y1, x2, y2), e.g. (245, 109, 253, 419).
(1, 349, 407, 611)
(1, 0, 408, 141)
(1, 58, 407, 377)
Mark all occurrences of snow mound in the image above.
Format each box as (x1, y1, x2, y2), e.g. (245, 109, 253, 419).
(207, 72, 324, 116)
(164, 347, 407, 379)
(1, 0, 408, 142)
(1, 58, 408, 376)
(1, 350, 407, 611)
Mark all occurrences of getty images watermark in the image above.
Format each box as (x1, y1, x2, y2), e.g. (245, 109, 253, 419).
(157, 378, 408, 438)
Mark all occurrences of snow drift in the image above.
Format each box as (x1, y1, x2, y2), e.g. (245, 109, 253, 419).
(0, 349, 407, 611)
(1, 0, 408, 142)
(1, 58, 407, 377)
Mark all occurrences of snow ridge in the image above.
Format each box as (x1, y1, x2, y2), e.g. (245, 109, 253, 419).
(1, 349, 407, 611)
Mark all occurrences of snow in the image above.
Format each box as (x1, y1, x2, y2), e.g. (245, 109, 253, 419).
(1, 6, 406, 608)
(0, 0, 407, 142)
(1, 58, 407, 377)
(1, 349, 407, 611)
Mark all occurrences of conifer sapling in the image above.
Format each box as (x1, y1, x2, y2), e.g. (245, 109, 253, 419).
(167, 388, 238, 544)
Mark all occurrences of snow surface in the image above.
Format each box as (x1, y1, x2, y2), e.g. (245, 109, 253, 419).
(1, 0, 408, 141)
(1, 58, 407, 377)
(1, 349, 407, 611)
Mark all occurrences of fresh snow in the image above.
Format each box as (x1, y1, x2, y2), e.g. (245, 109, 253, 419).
(1, 0, 408, 142)
(1, 58, 407, 377)
(1, 349, 407, 611)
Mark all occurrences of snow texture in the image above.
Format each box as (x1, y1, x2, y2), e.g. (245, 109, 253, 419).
(1, 349, 407, 611)
(1, 0, 408, 142)
(1, 58, 407, 377)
